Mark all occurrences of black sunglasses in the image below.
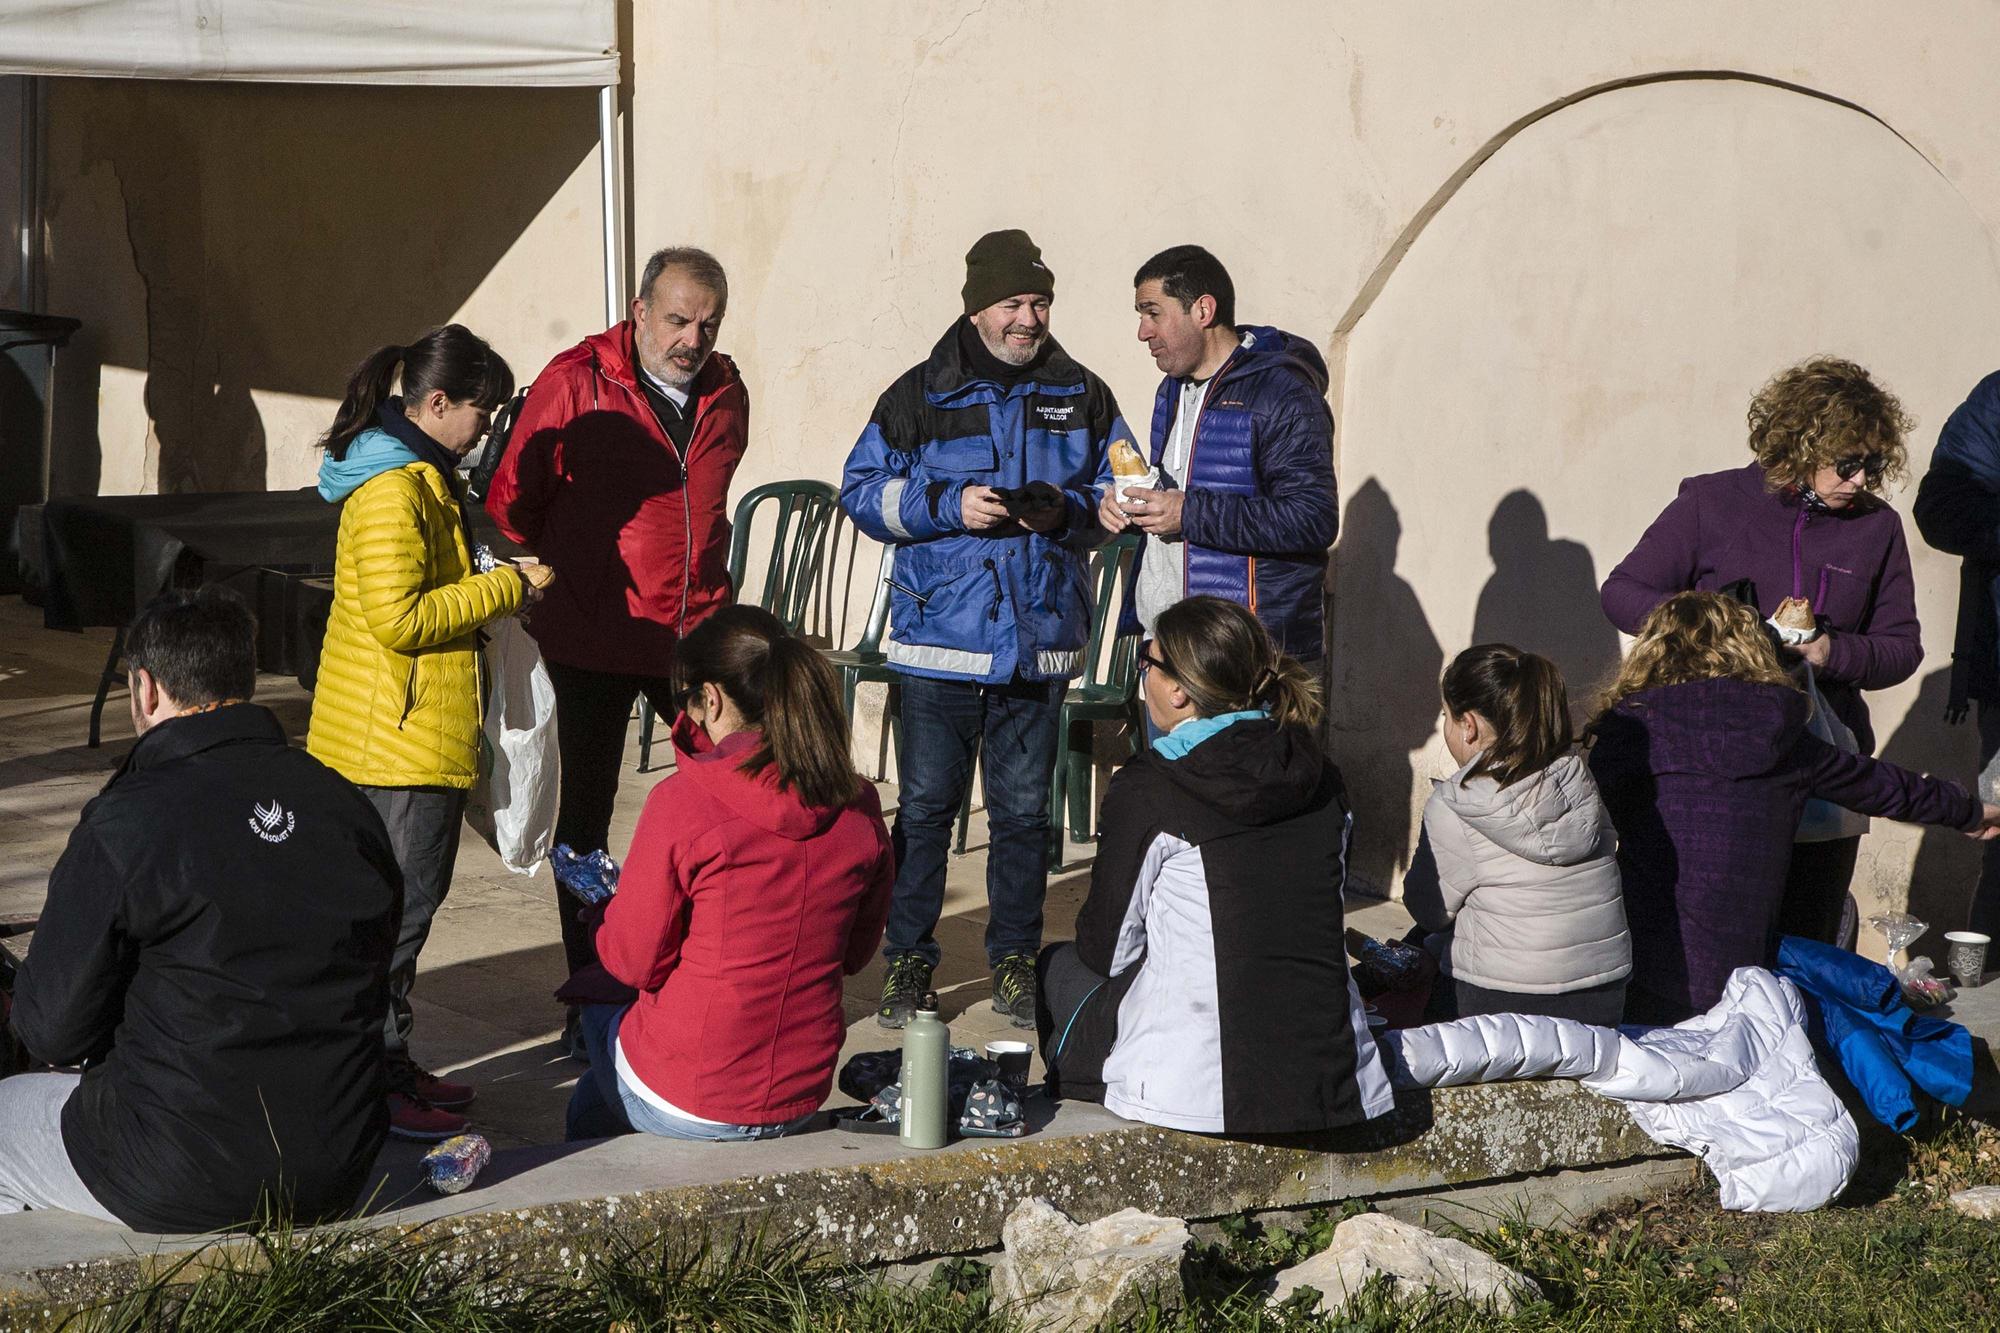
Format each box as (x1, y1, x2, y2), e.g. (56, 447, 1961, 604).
(1137, 645, 1173, 675)
(1833, 452, 1886, 483)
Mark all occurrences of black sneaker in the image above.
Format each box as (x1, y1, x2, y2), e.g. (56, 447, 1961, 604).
(877, 954, 934, 1029)
(992, 953, 1037, 1029)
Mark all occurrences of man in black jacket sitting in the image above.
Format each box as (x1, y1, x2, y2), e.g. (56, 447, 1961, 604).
(1, 586, 402, 1231)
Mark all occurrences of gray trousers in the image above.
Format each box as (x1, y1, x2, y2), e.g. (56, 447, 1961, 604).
(361, 786, 466, 1066)
(0, 1073, 121, 1222)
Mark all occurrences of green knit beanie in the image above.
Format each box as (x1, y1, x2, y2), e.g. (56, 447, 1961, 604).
(962, 229, 1055, 315)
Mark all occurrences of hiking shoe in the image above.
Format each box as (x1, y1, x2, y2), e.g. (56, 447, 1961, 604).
(387, 1055, 474, 1110)
(991, 953, 1037, 1029)
(387, 1092, 468, 1142)
(877, 954, 935, 1030)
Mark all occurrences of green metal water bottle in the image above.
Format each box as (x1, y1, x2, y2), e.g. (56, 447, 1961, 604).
(899, 991, 950, 1149)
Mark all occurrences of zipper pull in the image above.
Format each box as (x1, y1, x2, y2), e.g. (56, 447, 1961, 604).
(983, 559, 1002, 621)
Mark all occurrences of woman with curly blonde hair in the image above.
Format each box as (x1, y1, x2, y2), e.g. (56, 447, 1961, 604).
(1600, 356, 1922, 951)
(1587, 592, 1997, 1023)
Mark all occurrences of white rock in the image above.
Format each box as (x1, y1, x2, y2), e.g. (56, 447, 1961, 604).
(1949, 1185, 2000, 1219)
(1269, 1212, 1539, 1315)
(991, 1198, 1192, 1331)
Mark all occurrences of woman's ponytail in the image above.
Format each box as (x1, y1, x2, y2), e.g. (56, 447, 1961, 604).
(755, 634, 863, 808)
(320, 343, 406, 461)
(676, 604, 862, 809)
(319, 325, 515, 462)
(1251, 653, 1324, 733)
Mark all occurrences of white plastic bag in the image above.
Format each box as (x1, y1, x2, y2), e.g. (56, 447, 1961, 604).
(1795, 663, 1871, 843)
(465, 618, 560, 874)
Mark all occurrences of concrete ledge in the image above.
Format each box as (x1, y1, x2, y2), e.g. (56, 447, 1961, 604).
(0, 1080, 1679, 1326)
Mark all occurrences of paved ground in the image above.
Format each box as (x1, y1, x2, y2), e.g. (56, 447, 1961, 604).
(0, 593, 1415, 1154)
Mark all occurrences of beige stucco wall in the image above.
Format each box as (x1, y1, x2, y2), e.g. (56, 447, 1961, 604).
(35, 3, 2000, 940)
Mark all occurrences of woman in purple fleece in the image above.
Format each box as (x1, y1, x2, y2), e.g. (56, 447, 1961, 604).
(1600, 358, 1921, 947)
(1587, 592, 1999, 1023)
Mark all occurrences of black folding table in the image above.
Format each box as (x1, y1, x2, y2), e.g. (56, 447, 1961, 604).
(26, 489, 507, 744)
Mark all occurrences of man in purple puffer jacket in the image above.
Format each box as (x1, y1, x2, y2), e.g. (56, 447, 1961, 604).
(1600, 358, 1923, 945)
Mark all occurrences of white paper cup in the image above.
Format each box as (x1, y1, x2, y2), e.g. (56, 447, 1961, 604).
(1945, 931, 1991, 989)
(985, 1040, 1032, 1089)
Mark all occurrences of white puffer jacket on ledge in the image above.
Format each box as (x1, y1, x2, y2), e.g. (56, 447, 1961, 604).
(1402, 751, 1629, 994)
(1385, 968, 1858, 1212)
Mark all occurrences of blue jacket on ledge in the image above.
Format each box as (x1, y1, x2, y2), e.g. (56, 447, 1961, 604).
(841, 324, 1127, 685)
(1119, 325, 1338, 661)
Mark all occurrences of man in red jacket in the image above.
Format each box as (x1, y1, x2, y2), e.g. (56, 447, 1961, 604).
(486, 246, 749, 1040)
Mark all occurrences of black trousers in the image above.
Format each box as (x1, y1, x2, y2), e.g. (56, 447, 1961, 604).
(1776, 836, 1862, 949)
(1428, 975, 1629, 1027)
(546, 659, 680, 978)
(1034, 941, 1133, 1103)
(360, 785, 467, 1067)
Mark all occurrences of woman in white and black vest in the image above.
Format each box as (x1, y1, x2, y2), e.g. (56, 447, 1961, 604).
(1036, 596, 1396, 1133)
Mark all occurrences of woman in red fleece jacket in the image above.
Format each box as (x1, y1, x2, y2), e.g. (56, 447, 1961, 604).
(565, 606, 894, 1141)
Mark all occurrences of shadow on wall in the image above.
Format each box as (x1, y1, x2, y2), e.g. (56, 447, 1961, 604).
(1473, 489, 1623, 713)
(43, 78, 602, 493)
(1876, 666, 1985, 953)
(1327, 478, 1442, 898)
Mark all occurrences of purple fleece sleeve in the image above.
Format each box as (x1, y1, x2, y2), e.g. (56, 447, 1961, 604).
(1818, 519, 1922, 691)
(1601, 484, 1702, 634)
(1794, 731, 1980, 830)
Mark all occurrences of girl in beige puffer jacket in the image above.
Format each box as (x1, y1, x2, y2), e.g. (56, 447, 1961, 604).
(1403, 645, 1630, 1025)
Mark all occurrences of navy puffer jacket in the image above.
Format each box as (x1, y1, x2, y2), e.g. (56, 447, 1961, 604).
(1119, 326, 1338, 660)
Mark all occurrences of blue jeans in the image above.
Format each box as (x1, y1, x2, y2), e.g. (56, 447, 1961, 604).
(564, 1004, 813, 1142)
(886, 673, 1063, 968)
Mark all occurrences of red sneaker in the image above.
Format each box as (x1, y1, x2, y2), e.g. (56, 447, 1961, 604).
(387, 1093, 468, 1142)
(388, 1057, 474, 1109)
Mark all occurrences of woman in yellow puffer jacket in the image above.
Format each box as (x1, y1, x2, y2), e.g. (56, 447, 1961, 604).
(305, 324, 550, 1142)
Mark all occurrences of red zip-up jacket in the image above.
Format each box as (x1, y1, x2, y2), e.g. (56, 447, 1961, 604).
(485, 324, 749, 675)
(597, 717, 894, 1124)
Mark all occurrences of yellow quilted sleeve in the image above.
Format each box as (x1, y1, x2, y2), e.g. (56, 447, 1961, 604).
(348, 469, 526, 653)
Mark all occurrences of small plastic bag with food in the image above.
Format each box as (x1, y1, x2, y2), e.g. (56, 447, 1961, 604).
(1896, 955, 1954, 1009)
(1868, 911, 1953, 1008)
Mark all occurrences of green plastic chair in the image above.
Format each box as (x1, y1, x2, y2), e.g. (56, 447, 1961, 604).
(1047, 534, 1143, 869)
(636, 479, 840, 771)
(820, 544, 900, 778)
(952, 534, 1142, 870)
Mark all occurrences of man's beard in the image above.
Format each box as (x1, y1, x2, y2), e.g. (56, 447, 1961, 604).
(638, 329, 706, 388)
(981, 325, 1047, 367)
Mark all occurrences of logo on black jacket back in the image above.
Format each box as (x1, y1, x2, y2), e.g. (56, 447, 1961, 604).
(249, 800, 295, 843)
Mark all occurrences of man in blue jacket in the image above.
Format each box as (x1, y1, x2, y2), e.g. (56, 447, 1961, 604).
(1914, 369, 2000, 936)
(842, 229, 1129, 1029)
(1102, 245, 1338, 673)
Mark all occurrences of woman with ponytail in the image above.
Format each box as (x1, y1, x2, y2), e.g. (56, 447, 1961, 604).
(565, 606, 894, 1142)
(1401, 645, 1629, 1025)
(1037, 596, 1396, 1134)
(306, 324, 548, 1141)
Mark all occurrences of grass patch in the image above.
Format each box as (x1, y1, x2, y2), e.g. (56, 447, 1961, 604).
(60, 1229, 1011, 1333)
(46, 1118, 2000, 1332)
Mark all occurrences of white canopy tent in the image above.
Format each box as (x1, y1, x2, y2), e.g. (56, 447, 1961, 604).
(1, 0, 627, 324)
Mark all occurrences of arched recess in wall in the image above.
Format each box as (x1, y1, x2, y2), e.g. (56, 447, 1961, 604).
(1322, 72, 2000, 903)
